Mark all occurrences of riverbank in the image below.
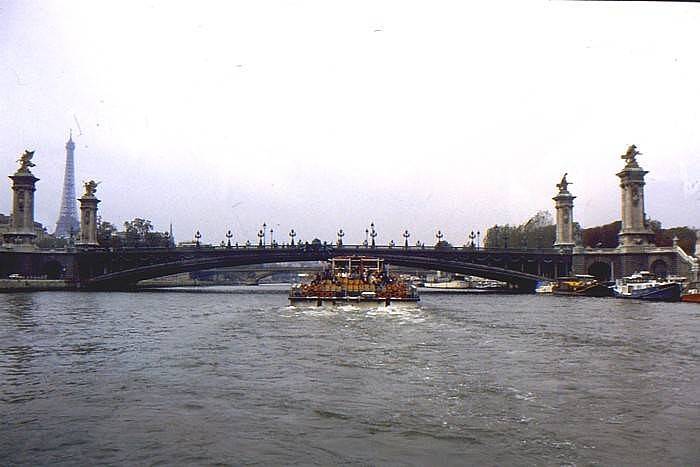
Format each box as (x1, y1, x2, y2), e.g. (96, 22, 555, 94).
(0, 279, 74, 292)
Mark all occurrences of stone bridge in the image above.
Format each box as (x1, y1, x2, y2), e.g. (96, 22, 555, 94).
(69, 244, 564, 292)
(2, 141, 697, 294)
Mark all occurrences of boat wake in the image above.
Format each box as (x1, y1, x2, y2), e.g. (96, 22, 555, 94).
(283, 302, 425, 323)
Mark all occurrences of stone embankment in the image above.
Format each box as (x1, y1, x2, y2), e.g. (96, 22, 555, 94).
(0, 279, 75, 292)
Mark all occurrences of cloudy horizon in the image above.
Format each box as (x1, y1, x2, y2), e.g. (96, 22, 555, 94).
(1, 1, 698, 245)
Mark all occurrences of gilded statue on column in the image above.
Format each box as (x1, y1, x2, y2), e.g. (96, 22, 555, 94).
(556, 173, 570, 192)
(83, 180, 100, 197)
(17, 150, 36, 172)
(621, 144, 641, 167)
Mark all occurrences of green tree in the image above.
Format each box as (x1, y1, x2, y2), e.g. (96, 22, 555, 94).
(582, 221, 621, 248)
(97, 219, 120, 247)
(144, 231, 171, 248)
(484, 211, 556, 248)
(581, 219, 696, 255)
(653, 224, 696, 255)
(123, 218, 153, 246)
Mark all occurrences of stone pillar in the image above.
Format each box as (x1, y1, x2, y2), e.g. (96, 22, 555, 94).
(76, 180, 100, 247)
(553, 173, 575, 250)
(617, 145, 654, 249)
(3, 150, 40, 248)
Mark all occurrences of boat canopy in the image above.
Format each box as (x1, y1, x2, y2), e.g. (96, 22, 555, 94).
(330, 256, 384, 274)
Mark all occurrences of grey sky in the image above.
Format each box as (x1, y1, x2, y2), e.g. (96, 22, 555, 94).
(1, 1, 698, 245)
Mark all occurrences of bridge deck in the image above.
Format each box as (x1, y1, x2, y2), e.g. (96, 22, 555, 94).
(74, 244, 570, 292)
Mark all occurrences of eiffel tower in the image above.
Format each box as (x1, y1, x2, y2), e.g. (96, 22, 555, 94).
(54, 131, 80, 238)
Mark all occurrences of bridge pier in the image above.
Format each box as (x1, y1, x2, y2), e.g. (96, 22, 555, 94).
(617, 145, 655, 249)
(553, 173, 575, 250)
(572, 247, 697, 281)
(3, 151, 39, 249)
(568, 147, 699, 281)
(76, 181, 100, 248)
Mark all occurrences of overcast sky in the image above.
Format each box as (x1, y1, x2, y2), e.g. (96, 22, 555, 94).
(1, 1, 698, 245)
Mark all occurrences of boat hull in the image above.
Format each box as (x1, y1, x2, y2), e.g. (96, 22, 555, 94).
(553, 284, 613, 298)
(613, 283, 681, 302)
(681, 293, 700, 303)
(289, 296, 419, 306)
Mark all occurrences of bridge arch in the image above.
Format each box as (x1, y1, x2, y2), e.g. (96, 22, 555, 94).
(41, 260, 65, 279)
(82, 247, 549, 292)
(190, 264, 322, 285)
(587, 261, 612, 281)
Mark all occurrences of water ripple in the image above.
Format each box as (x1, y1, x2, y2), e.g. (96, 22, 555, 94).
(0, 290, 698, 465)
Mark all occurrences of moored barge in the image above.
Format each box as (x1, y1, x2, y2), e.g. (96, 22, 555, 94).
(612, 271, 682, 302)
(552, 275, 614, 297)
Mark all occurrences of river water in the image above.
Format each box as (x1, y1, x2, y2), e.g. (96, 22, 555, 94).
(1, 287, 698, 466)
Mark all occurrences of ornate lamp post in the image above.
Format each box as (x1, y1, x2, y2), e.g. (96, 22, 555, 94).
(435, 229, 444, 246)
(469, 230, 476, 248)
(364, 228, 369, 247)
(337, 229, 345, 246)
(262, 222, 267, 247)
(270, 228, 274, 247)
(194, 230, 202, 247)
(226, 230, 233, 248)
(477, 230, 481, 249)
(370, 222, 377, 248)
(403, 229, 410, 249)
(289, 229, 296, 246)
(257, 229, 264, 247)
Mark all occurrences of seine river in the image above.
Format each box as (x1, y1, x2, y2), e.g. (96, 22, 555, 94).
(1, 287, 698, 466)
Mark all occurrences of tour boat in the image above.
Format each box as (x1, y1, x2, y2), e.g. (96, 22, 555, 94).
(289, 256, 419, 306)
(552, 275, 614, 297)
(612, 271, 682, 302)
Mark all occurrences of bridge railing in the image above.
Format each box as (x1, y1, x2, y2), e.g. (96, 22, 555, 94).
(74, 242, 563, 257)
(171, 243, 561, 255)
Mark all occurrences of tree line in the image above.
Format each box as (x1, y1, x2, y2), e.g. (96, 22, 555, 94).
(97, 217, 172, 248)
(484, 211, 696, 255)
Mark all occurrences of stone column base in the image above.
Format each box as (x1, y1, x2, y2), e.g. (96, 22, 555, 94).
(2, 232, 38, 249)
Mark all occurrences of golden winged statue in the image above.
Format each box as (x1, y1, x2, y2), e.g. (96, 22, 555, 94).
(17, 150, 36, 171)
(84, 180, 100, 197)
